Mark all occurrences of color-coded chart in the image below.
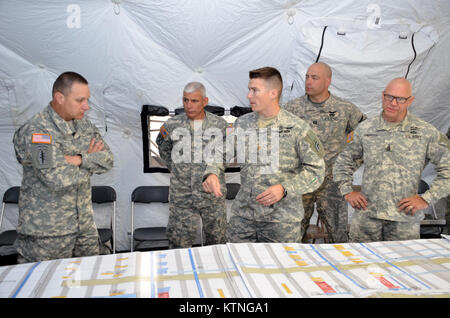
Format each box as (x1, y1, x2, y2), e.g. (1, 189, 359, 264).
(0, 252, 144, 298)
(1, 238, 449, 298)
(227, 238, 450, 297)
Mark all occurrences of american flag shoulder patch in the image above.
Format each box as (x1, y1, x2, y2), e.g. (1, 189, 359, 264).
(31, 133, 52, 144)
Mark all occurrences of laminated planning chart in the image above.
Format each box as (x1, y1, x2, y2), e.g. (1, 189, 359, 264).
(1, 238, 449, 298)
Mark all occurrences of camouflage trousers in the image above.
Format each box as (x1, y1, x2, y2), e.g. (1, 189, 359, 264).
(167, 201, 227, 249)
(15, 225, 100, 264)
(301, 176, 349, 243)
(349, 211, 420, 242)
(227, 215, 302, 243)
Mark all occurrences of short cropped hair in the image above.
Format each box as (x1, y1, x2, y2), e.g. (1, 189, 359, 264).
(52, 71, 88, 97)
(249, 67, 283, 100)
(315, 62, 332, 79)
(183, 82, 206, 98)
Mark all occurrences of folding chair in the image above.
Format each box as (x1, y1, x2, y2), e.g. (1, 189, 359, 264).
(226, 183, 240, 200)
(92, 186, 116, 254)
(419, 180, 446, 238)
(0, 187, 20, 249)
(131, 186, 170, 251)
(305, 215, 329, 243)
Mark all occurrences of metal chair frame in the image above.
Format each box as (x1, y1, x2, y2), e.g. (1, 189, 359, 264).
(131, 186, 170, 252)
(92, 186, 117, 254)
(0, 187, 20, 249)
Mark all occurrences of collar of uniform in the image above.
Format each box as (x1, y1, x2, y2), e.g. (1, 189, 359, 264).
(74, 117, 90, 132)
(257, 109, 280, 128)
(376, 111, 411, 132)
(251, 108, 283, 129)
(184, 111, 209, 131)
(46, 103, 89, 136)
(306, 93, 335, 110)
(46, 103, 73, 136)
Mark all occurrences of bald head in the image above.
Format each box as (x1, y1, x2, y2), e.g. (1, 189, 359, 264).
(385, 77, 413, 95)
(305, 62, 332, 102)
(310, 62, 332, 79)
(382, 77, 415, 123)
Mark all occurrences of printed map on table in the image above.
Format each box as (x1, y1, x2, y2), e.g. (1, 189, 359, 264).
(227, 239, 450, 298)
(148, 244, 250, 298)
(1, 239, 449, 298)
(0, 252, 147, 298)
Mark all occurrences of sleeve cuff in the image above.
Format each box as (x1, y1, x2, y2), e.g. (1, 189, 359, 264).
(203, 165, 221, 180)
(420, 191, 433, 204)
(339, 184, 354, 197)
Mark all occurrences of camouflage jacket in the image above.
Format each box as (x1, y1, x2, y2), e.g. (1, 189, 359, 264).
(156, 111, 228, 207)
(13, 104, 114, 236)
(333, 112, 450, 222)
(205, 108, 326, 222)
(284, 93, 366, 175)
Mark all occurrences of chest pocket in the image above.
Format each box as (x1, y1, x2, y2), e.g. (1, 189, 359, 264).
(313, 110, 343, 144)
(390, 131, 427, 170)
(362, 132, 387, 167)
(202, 132, 223, 164)
(71, 125, 97, 154)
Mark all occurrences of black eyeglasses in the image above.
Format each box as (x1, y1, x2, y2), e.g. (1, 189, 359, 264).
(383, 92, 411, 104)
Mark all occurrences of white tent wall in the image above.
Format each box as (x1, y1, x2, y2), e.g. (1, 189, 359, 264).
(0, 0, 448, 252)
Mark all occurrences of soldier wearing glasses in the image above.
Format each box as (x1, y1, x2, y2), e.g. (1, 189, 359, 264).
(333, 78, 450, 242)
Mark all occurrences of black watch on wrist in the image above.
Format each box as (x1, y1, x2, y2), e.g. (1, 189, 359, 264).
(283, 188, 287, 198)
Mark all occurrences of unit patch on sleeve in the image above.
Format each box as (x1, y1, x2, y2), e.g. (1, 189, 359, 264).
(31, 144, 53, 169)
(347, 131, 354, 143)
(159, 125, 169, 139)
(305, 129, 325, 158)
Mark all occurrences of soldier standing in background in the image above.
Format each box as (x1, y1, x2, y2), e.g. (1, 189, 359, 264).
(203, 67, 325, 243)
(13, 71, 114, 263)
(284, 62, 366, 243)
(333, 78, 450, 242)
(156, 82, 228, 249)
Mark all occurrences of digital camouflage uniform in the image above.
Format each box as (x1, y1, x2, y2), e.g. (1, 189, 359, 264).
(333, 112, 450, 242)
(13, 104, 114, 263)
(205, 108, 325, 243)
(156, 111, 228, 248)
(284, 94, 366, 243)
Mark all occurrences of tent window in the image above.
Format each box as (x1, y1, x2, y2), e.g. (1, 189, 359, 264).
(140, 105, 251, 173)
